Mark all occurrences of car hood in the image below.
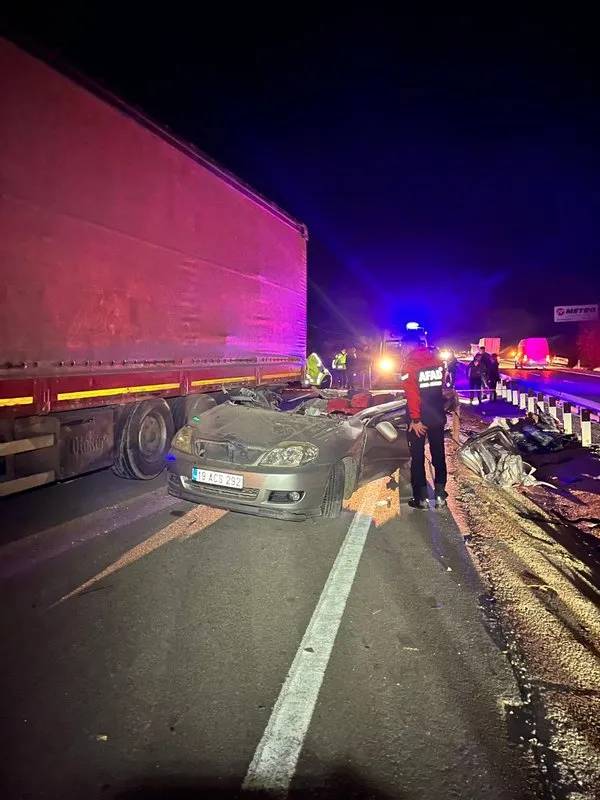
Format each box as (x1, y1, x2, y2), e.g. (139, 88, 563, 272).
(187, 402, 364, 466)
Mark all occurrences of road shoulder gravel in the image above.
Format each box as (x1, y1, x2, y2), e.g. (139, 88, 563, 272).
(446, 421, 600, 800)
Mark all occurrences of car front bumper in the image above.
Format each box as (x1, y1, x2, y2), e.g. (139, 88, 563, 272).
(167, 452, 333, 520)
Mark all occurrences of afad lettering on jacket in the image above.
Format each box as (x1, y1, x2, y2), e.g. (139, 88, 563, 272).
(418, 366, 443, 388)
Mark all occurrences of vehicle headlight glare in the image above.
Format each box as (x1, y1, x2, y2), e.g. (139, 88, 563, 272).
(378, 357, 395, 373)
(172, 426, 194, 454)
(260, 442, 319, 467)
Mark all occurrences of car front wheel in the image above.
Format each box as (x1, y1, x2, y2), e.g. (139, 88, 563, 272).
(321, 462, 345, 518)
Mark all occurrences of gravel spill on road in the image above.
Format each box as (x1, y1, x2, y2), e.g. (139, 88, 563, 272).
(445, 419, 600, 800)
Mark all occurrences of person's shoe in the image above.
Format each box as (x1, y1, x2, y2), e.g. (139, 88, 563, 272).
(408, 498, 429, 510)
(435, 495, 447, 509)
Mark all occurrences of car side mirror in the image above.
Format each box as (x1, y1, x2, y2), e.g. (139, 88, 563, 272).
(375, 421, 398, 442)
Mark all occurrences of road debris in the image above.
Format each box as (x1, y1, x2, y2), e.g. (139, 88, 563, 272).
(458, 426, 539, 487)
(458, 407, 586, 489)
(446, 422, 600, 800)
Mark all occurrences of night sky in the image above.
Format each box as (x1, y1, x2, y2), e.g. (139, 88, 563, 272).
(3, 7, 600, 351)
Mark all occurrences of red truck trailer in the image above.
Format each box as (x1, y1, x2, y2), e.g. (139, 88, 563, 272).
(0, 39, 307, 496)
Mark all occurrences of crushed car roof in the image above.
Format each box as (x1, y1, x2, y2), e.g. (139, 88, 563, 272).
(189, 402, 362, 449)
(187, 398, 407, 449)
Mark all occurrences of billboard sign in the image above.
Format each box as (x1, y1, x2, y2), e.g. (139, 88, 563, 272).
(554, 304, 598, 323)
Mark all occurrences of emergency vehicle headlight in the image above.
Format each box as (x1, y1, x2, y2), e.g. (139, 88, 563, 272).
(260, 442, 319, 467)
(378, 357, 395, 373)
(172, 426, 194, 454)
(439, 349, 451, 361)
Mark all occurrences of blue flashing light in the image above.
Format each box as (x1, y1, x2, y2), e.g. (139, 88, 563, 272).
(165, 452, 176, 462)
(406, 321, 421, 330)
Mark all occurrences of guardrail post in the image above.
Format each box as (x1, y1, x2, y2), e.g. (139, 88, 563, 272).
(500, 380, 507, 399)
(452, 406, 461, 443)
(519, 390, 527, 410)
(548, 396, 557, 419)
(506, 383, 513, 403)
(581, 409, 592, 447)
(513, 385, 520, 406)
(537, 392, 545, 411)
(562, 402, 573, 435)
(527, 390, 535, 414)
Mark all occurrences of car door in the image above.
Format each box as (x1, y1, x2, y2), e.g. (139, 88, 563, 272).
(357, 406, 410, 486)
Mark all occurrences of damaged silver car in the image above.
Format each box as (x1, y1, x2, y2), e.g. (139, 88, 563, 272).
(167, 395, 409, 520)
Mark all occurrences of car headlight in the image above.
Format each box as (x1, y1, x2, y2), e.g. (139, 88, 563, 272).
(260, 442, 319, 467)
(172, 426, 194, 454)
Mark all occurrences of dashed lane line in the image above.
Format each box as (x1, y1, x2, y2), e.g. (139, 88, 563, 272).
(0, 488, 180, 580)
(55, 504, 227, 604)
(242, 480, 380, 796)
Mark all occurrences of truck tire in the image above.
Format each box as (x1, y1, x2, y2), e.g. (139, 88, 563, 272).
(321, 462, 345, 518)
(113, 399, 174, 480)
(170, 393, 218, 430)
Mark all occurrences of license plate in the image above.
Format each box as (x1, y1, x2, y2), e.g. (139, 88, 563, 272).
(191, 467, 243, 489)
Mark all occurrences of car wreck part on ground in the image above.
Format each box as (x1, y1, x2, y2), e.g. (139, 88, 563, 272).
(458, 407, 586, 488)
(500, 408, 581, 455)
(458, 427, 539, 488)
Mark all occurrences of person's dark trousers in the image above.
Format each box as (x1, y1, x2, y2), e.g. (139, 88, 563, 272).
(469, 378, 482, 403)
(490, 374, 499, 401)
(407, 425, 447, 501)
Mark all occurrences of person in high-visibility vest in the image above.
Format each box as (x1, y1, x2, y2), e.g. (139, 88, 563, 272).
(305, 352, 332, 387)
(331, 349, 347, 388)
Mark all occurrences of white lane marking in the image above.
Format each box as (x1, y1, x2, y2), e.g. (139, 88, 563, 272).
(243, 502, 374, 796)
(0, 488, 179, 580)
(55, 504, 227, 604)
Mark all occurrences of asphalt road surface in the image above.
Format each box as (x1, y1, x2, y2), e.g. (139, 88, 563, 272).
(1, 470, 541, 800)
(503, 368, 600, 408)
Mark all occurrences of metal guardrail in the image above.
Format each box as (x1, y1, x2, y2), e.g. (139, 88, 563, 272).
(496, 375, 597, 447)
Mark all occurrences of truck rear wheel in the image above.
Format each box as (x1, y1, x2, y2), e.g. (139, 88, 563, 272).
(113, 399, 174, 480)
(170, 393, 218, 430)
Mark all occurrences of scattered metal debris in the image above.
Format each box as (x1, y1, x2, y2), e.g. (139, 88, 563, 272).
(459, 409, 583, 488)
(458, 427, 539, 487)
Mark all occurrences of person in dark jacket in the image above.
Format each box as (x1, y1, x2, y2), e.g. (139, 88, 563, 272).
(444, 350, 458, 389)
(345, 346, 358, 392)
(467, 353, 483, 404)
(355, 345, 372, 389)
(479, 346, 493, 391)
(488, 353, 500, 401)
(401, 331, 448, 509)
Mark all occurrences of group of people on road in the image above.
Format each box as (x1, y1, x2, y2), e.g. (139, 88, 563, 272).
(327, 339, 503, 510)
(467, 346, 500, 403)
(331, 335, 455, 510)
(331, 345, 372, 390)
